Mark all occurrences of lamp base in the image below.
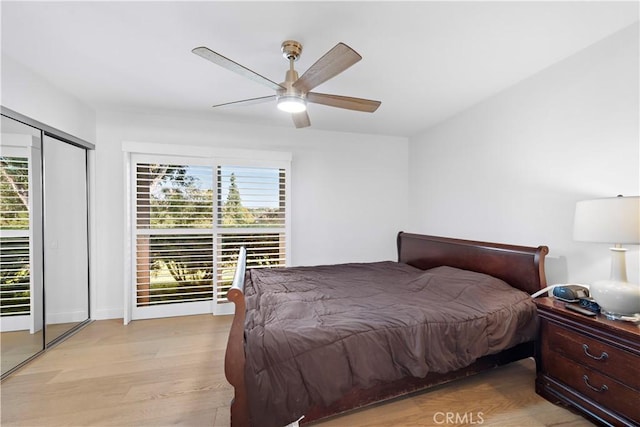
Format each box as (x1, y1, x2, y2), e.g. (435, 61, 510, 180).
(590, 279, 640, 320)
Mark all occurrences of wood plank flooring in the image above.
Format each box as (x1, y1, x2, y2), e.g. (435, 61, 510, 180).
(1, 314, 593, 426)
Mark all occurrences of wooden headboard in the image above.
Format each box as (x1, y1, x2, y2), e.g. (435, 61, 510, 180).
(397, 232, 548, 295)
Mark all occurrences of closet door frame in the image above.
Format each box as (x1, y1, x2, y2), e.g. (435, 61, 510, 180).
(1, 107, 94, 151)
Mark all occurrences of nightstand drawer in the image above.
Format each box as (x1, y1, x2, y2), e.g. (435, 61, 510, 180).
(544, 351, 640, 424)
(535, 298, 640, 426)
(545, 321, 640, 390)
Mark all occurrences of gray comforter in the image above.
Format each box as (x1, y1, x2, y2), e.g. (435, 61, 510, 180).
(243, 261, 537, 426)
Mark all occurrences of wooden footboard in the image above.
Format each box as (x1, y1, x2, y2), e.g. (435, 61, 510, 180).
(224, 247, 250, 427)
(224, 234, 549, 427)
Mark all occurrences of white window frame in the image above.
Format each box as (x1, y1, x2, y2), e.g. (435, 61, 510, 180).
(123, 141, 291, 324)
(130, 154, 215, 321)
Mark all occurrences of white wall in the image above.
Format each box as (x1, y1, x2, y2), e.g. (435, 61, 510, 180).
(408, 23, 639, 286)
(1, 53, 96, 143)
(94, 112, 409, 319)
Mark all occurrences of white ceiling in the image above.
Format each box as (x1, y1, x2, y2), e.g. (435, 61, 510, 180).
(1, 1, 638, 137)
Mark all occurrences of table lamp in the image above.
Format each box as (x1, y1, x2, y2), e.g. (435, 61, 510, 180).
(573, 195, 640, 320)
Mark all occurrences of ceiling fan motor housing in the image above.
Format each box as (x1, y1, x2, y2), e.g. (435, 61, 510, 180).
(281, 40, 303, 61)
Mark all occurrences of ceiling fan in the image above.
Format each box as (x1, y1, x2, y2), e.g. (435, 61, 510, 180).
(192, 40, 381, 129)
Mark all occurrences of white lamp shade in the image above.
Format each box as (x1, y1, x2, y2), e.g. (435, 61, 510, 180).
(573, 196, 640, 244)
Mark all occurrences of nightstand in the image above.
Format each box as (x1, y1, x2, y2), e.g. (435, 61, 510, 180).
(534, 297, 640, 426)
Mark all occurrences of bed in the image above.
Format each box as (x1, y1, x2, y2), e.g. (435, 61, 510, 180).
(224, 232, 549, 427)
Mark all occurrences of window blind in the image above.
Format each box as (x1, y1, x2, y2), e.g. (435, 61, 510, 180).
(135, 163, 214, 307)
(0, 157, 31, 316)
(216, 166, 286, 302)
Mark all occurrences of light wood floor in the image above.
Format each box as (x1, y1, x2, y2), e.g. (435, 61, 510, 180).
(0, 315, 594, 426)
(0, 329, 43, 375)
(2, 322, 87, 376)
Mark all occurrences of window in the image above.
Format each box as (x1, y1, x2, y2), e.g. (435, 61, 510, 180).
(130, 153, 289, 319)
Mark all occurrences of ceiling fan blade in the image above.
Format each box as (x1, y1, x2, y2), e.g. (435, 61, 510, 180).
(292, 111, 311, 128)
(307, 92, 381, 112)
(192, 46, 285, 91)
(212, 95, 276, 108)
(293, 43, 362, 93)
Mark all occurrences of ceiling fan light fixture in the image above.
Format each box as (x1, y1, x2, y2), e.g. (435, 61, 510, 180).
(277, 95, 307, 113)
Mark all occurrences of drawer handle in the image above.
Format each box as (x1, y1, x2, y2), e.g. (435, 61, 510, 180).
(582, 375, 608, 393)
(582, 344, 608, 360)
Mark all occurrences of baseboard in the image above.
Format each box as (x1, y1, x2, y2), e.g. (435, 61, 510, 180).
(91, 308, 123, 320)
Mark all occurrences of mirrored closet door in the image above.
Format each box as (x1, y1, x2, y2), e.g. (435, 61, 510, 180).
(43, 136, 90, 345)
(1, 109, 92, 378)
